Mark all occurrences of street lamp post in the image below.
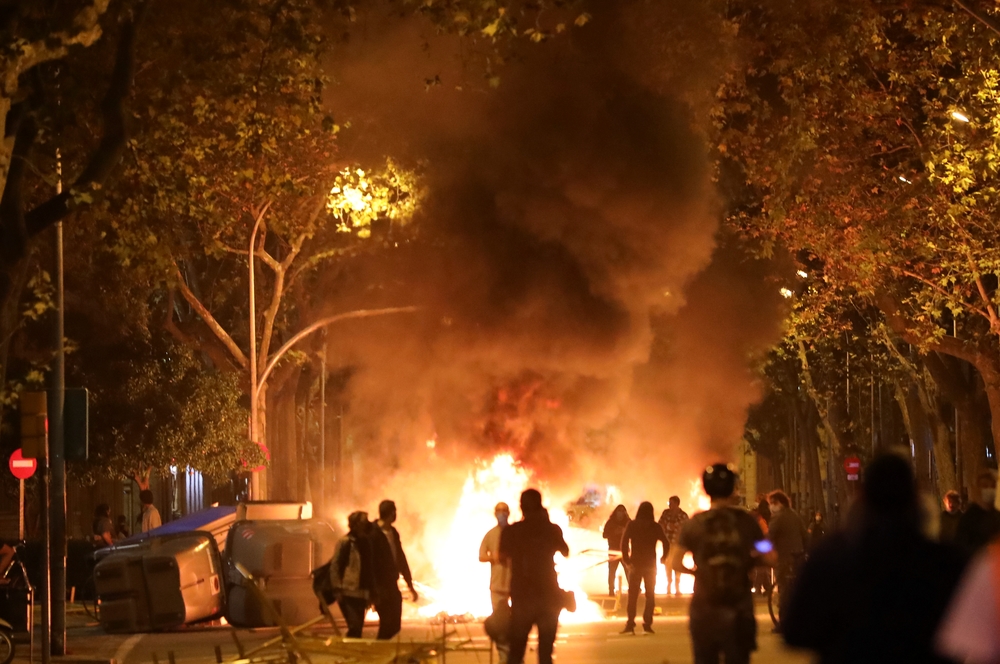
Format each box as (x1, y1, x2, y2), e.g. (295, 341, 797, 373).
(248, 210, 266, 500)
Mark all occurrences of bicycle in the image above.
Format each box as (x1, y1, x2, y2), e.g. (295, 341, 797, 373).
(0, 541, 34, 664)
(767, 556, 804, 629)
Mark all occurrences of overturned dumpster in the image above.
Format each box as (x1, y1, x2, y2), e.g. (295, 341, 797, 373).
(94, 531, 225, 633)
(224, 519, 336, 628)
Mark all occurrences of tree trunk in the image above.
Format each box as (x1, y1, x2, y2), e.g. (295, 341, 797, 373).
(802, 400, 826, 515)
(0, 257, 31, 434)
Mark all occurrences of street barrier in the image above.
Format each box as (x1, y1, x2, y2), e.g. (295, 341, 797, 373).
(223, 519, 336, 628)
(94, 532, 224, 633)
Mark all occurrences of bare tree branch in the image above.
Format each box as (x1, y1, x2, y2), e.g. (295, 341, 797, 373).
(24, 0, 151, 237)
(174, 263, 249, 369)
(953, 0, 1000, 38)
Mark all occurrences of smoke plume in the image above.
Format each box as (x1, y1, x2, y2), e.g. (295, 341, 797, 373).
(315, 1, 784, 535)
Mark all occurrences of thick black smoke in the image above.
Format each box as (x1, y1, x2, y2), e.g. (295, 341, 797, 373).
(316, 1, 784, 509)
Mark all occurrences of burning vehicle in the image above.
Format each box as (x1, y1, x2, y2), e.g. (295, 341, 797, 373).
(564, 486, 621, 529)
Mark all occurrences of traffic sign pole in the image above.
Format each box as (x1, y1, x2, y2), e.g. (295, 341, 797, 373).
(8, 450, 37, 541)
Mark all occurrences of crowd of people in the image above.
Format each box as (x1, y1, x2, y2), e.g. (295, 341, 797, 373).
(318, 457, 1000, 664)
(91, 489, 162, 547)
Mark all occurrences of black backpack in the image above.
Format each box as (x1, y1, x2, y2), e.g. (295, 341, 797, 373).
(696, 508, 749, 605)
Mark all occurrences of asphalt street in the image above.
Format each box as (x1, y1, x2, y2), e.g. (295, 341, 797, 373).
(12, 601, 812, 664)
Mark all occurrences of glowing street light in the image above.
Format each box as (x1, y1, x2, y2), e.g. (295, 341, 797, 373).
(950, 110, 971, 123)
(796, 270, 809, 279)
(780, 287, 794, 299)
(899, 175, 912, 184)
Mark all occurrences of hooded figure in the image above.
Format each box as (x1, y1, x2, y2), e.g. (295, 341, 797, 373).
(328, 511, 376, 638)
(602, 504, 631, 595)
(620, 501, 669, 634)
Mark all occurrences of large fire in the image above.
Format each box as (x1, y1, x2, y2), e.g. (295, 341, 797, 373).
(412, 453, 712, 622)
(415, 454, 603, 622)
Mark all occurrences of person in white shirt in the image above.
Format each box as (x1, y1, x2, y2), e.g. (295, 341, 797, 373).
(480, 502, 512, 663)
(140, 489, 162, 533)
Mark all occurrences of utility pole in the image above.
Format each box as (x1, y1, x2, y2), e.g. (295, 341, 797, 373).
(50, 219, 66, 656)
(49, 147, 66, 656)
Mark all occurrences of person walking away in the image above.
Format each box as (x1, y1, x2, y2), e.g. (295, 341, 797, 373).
(139, 490, 161, 533)
(620, 501, 668, 634)
(602, 505, 630, 596)
(93, 504, 114, 548)
(676, 464, 773, 664)
(766, 489, 806, 628)
(955, 472, 1000, 557)
(806, 511, 825, 550)
(499, 489, 570, 664)
(371, 499, 418, 640)
(782, 453, 965, 664)
(329, 511, 375, 638)
(480, 502, 512, 663)
(658, 496, 689, 596)
(938, 491, 962, 546)
(749, 498, 771, 595)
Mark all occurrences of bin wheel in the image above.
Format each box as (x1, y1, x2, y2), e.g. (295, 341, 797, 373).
(0, 628, 15, 664)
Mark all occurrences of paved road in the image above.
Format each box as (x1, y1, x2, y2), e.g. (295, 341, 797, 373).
(14, 602, 812, 664)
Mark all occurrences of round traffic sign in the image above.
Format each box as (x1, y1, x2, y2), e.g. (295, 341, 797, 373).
(8, 448, 37, 480)
(843, 456, 861, 473)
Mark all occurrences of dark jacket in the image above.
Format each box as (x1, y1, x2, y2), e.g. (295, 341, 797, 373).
(768, 508, 807, 563)
(621, 502, 668, 569)
(368, 524, 405, 598)
(499, 508, 569, 604)
(954, 504, 1000, 557)
(938, 509, 962, 545)
(783, 515, 965, 664)
(602, 506, 629, 552)
(376, 522, 413, 586)
(807, 520, 826, 550)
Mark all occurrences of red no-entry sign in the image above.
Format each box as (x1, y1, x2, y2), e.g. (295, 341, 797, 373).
(844, 456, 861, 481)
(9, 448, 37, 480)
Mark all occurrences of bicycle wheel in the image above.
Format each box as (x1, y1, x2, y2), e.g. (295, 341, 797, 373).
(0, 629, 15, 664)
(767, 582, 781, 628)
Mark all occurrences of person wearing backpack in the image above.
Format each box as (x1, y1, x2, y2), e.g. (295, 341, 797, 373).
(676, 463, 775, 664)
(328, 511, 377, 637)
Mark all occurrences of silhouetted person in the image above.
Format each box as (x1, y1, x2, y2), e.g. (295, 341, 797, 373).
(499, 489, 569, 664)
(783, 453, 966, 664)
(749, 496, 771, 594)
(767, 489, 806, 627)
(92, 504, 114, 547)
(755, 494, 772, 525)
(677, 464, 772, 664)
(480, 502, 512, 663)
(602, 504, 630, 595)
(621, 501, 668, 634)
(658, 496, 689, 596)
(955, 471, 1000, 557)
(140, 490, 161, 533)
(329, 511, 376, 637)
(114, 515, 129, 541)
(939, 491, 962, 545)
(806, 511, 826, 550)
(371, 499, 417, 640)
